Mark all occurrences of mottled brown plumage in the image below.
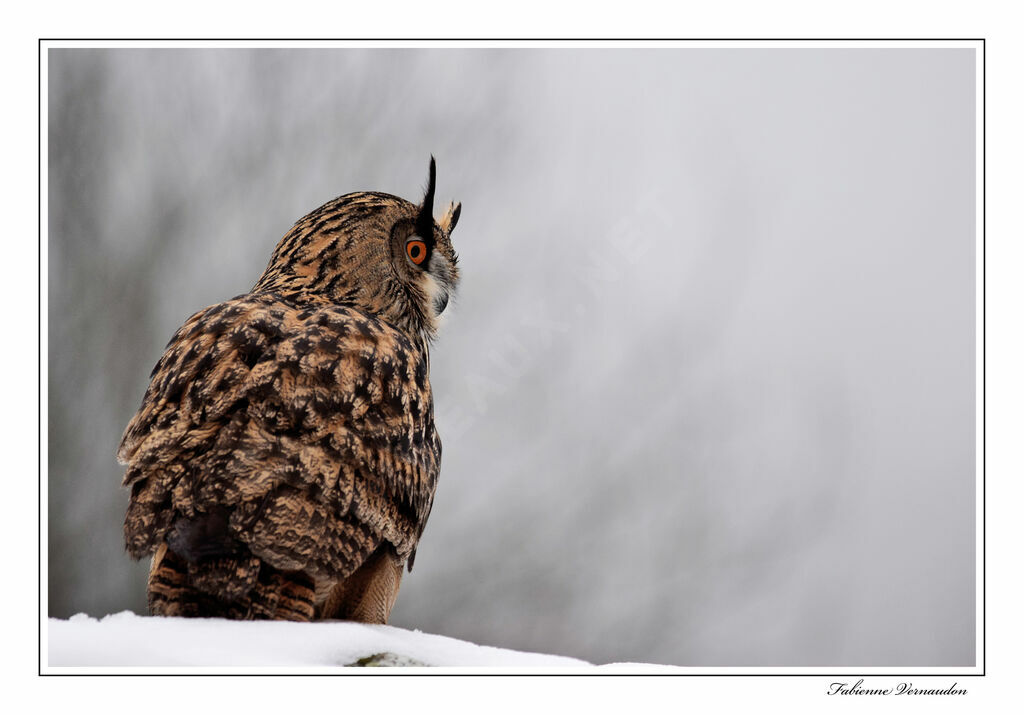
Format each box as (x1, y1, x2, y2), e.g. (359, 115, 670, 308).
(118, 159, 461, 623)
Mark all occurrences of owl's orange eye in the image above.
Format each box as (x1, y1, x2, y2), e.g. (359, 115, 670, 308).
(406, 239, 428, 266)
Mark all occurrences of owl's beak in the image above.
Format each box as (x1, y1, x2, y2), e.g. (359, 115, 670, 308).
(434, 290, 449, 315)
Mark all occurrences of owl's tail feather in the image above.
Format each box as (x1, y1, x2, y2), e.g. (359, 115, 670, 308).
(147, 542, 316, 621)
(316, 543, 404, 623)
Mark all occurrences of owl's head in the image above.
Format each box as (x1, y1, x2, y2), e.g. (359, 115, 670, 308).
(254, 158, 461, 342)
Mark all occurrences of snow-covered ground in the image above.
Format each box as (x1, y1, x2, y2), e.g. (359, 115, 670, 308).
(48, 612, 596, 669)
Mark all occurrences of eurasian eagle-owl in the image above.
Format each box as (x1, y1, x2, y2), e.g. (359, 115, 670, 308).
(117, 158, 460, 623)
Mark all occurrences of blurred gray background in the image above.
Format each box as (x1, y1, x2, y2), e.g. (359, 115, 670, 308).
(47, 48, 976, 666)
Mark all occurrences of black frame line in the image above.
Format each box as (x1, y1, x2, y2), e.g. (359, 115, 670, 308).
(37, 37, 986, 678)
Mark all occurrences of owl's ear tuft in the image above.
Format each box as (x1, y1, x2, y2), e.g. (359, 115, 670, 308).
(416, 156, 437, 242)
(439, 201, 462, 234)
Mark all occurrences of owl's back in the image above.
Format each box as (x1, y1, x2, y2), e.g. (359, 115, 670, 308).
(119, 291, 440, 620)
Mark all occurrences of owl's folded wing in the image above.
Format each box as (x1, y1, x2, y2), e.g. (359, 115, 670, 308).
(119, 295, 440, 582)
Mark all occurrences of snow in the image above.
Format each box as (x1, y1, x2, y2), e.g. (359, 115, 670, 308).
(47, 612, 593, 669)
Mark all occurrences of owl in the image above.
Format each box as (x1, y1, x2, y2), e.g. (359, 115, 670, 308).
(117, 158, 460, 624)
